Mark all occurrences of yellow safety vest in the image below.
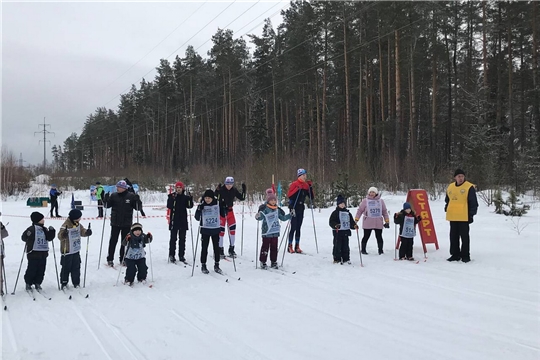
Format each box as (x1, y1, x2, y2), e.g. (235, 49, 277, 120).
(446, 181, 474, 222)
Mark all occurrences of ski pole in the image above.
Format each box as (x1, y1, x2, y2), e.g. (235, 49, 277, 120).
(255, 215, 260, 269)
(286, 188, 302, 250)
(277, 219, 292, 252)
(116, 243, 128, 286)
(189, 207, 195, 262)
(241, 201, 245, 256)
(97, 203, 108, 269)
(148, 240, 154, 282)
(230, 231, 237, 272)
(51, 240, 61, 291)
(83, 223, 91, 288)
(191, 225, 201, 277)
(356, 229, 363, 267)
(2, 257, 8, 295)
(11, 244, 26, 295)
(308, 186, 319, 253)
(394, 214, 398, 261)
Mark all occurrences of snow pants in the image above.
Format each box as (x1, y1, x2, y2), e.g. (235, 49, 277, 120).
(259, 237, 278, 263)
(60, 252, 81, 286)
(125, 258, 148, 283)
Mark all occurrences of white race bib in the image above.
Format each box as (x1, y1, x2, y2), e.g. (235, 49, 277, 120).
(401, 216, 416, 238)
(126, 246, 145, 260)
(67, 227, 81, 254)
(367, 200, 382, 218)
(33, 226, 49, 252)
(202, 205, 220, 229)
(262, 211, 280, 236)
(339, 212, 350, 231)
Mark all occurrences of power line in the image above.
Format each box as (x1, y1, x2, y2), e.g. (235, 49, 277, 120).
(34, 117, 55, 168)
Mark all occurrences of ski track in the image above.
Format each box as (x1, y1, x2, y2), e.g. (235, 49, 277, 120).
(2, 305, 21, 359)
(69, 303, 116, 360)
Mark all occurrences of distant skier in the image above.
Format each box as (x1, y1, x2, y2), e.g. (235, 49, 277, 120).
(215, 177, 246, 258)
(393, 202, 421, 261)
(49, 184, 62, 218)
(286, 168, 314, 254)
(329, 195, 358, 264)
(93, 182, 105, 218)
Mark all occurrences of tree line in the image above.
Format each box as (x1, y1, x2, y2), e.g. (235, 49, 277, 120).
(52, 1, 540, 193)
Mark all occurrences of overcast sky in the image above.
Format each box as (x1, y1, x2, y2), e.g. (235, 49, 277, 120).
(2, 1, 288, 166)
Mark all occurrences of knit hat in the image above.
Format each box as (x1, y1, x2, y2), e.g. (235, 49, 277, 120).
(368, 186, 378, 195)
(203, 189, 215, 199)
(131, 223, 143, 232)
(454, 168, 465, 177)
(51, 184, 57, 188)
(96, 181, 101, 185)
(336, 195, 346, 206)
(31, 212, 44, 223)
(116, 180, 129, 189)
(266, 188, 277, 202)
(68, 209, 82, 221)
(403, 202, 412, 210)
(297, 168, 307, 177)
(224, 177, 234, 185)
(175, 181, 184, 188)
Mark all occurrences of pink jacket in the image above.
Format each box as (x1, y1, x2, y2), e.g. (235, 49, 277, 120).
(355, 194, 389, 230)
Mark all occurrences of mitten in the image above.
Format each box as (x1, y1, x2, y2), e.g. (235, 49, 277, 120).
(140, 211, 146, 217)
(241, 183, 246, 193)
(255, 212, 261, 220)
(147, 232, 153, 240)
(416, 215, 422, 221)
(290, 209, 296, 217)
(383, 223, 390, 229)
(335, 224, 340, 229)
(48, 226, 55, 231)
(85, 229, 93, 236)
(354, 218, 359, 222)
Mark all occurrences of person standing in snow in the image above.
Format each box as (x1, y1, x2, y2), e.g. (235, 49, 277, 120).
(286, 168, 314, 254)
(355, 187, 390, 255)
(121, 223, 152, 286)
(329, 195, 358, 264)
(1, 220, 9, 296)
(58, 209, 92, 289)
(215, 177, 246, 258)
(194, 189, 223, 274)
(103, 180, 140, 267)
(93, 182, 105, 218)
(255, 188, 292, 269)
(167, 181, 193, 263)
(394, 202, 421, 261)
(444, 169, 478, 263)
(21, 212, 56, 291)
(49, 184, 62, 218)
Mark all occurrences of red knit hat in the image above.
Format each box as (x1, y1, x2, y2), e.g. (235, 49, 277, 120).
(175, 181, 184, 188)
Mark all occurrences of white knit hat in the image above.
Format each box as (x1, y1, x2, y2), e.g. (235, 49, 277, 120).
(368, 186, 378, 195)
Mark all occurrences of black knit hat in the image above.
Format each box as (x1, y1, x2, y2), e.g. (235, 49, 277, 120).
(31, 212, 44, 223)
(203, 189, 215, 199)
(336, 195, 346, 206)
(454, 168, 465, 177)
(69, 209, 82, 221)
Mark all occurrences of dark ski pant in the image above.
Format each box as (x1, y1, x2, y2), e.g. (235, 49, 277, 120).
(24, 257, 47, 285)
(50, 200, 59, 217)
(333, 232, 350, 262)
(200, 234, 220, 265)
(107, 226, 130, 263)
(97, 199, 104, 217)
(259, 237, 278, 263)
(124, 258, 148, 283)
(288, 207, 305, 243)
(398, 237, 414, 259)
(449, 221, 470, 260)
(60, 252, 81, 286)
(361, 229, 383, 252)
(169, 225, 187, 259)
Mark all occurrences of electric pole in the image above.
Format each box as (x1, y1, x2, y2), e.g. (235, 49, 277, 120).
(35, 117, 54, 169)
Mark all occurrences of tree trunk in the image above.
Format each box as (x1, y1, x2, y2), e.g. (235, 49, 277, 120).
(343, 5, 352, 168)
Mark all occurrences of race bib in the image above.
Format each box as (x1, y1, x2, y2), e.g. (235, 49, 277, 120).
(262, 211, 280, 235)
(202, 205, 220, 229)
(126, 246, 145, 260)
(33, 226, 49, 251)
(401, 216, 416, 238)
(67, 227, 81, 254)
(367, 200, 382, 218)
(339, 212, 350, 231)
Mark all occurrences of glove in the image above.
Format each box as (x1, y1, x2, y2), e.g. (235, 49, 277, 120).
(335, 224, 340, 229)
(255, 212, 261, 220)
(416, 215, 422, 221)
(147, 232, 153, 240)
(140, 211, 146, 217)
(241, 183, 246, 193)
(354, 225, 359, 230)
(383, 222, 390, 229)
(86, 229, 93, 236)
(354, 218, 359, 222)
(468, 216, 474, 224)
(290, 209, 296, 217)
(48, 226, 55, 231)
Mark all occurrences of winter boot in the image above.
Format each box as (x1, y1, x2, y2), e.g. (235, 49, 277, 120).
(214, 263, 223, 274)
(179, 256, 186, 263)
(61, 283, 68, 291)
(25, 284, 32, 291)
(461, 258, 471, 263)
(447, 255, 461, 262)
(220, 247, 226, 259)
(260, 262, 268, 270)
(228, 246, 237, 258)
(169, 256, 176, 264)
(107, 260, 114, 267)
(333, 260, 340, 264)
(287, 244, 294, 253)
(407, 257, 415, 261)
(361, 250, 368, 255)
(294, 244, 303, 254)
(378, 249, 384, 255)
(73, 284, 80, 289)
(35, 284, 42, 291)
(201, 264, 209, 274)
(271, 262, 278, 269)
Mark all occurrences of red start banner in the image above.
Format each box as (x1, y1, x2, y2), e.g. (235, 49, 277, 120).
(396, 189, 439, 253)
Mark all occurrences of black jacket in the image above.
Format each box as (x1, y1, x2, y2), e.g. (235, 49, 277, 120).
(215, 186, 245, 210)
(194, 198, 222, 236)
(21, 223, 56, 259)
(167, 191, 194, 230)
(104, 191, 139, 227)
(393, 210, 421, 238)
(329, 207, 356, 236)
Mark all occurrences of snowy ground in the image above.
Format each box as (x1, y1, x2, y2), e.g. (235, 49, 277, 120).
(1, 190, 539, 360)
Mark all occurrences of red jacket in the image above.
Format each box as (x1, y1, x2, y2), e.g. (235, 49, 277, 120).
(287, 179, 314, 209)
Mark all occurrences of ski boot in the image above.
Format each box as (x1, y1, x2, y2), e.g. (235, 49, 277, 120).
(220, 247, 226, 259)
(214, 263, 223, 274)
(270, 262, 278, 269)
(169, 256, 176, 264)
(61, 283, 68, 291)
(260, 262, 268, 270)
(25, 284, 32, 291)
(201, 264, 209, 274)
(228, 246, 237, 258)
(35, 284, 42, 291)
(378, 249, 384, 255)
(294, 244, 303, 254)
(179, 256, 186, 263)
(287, 244, 294, 253)
(361, 250, 368, 255)
(107, 260, 114, 267)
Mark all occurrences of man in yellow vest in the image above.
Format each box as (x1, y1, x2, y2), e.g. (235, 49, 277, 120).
(444, 169, 478, 263)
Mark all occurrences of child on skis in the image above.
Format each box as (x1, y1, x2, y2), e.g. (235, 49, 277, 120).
(121, 223, 152, 286)
(194, 189, 223, 274)
(58, 209, 92, 289)
(21, 212, 56, 291)
(255, 189, 292, 269)
(329, 195, 358, 264)
(215, 177, 246, 258)
(394, 202, 421, 261)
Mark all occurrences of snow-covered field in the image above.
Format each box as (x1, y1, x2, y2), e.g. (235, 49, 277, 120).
(1, 189, 539, 360)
